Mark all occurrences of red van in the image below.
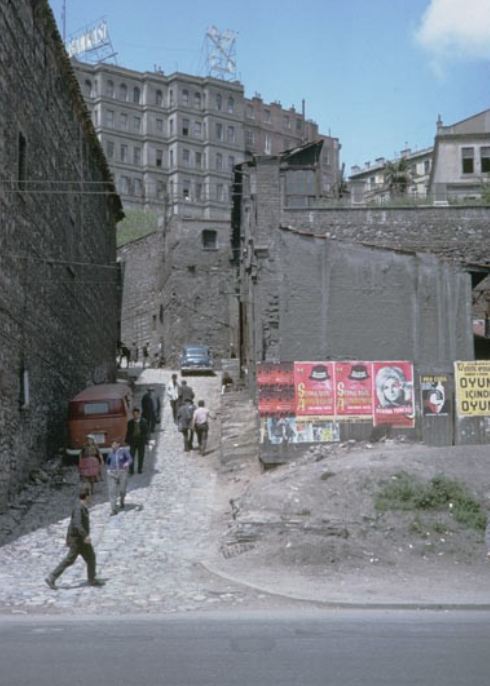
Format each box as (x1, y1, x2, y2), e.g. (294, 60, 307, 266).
(66, 383, 132, 458)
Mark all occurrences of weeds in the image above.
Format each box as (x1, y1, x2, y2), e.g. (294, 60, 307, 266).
(375, 472, 486, 531)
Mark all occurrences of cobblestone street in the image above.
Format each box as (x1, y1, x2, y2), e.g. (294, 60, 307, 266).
(0, 370, 279, 615)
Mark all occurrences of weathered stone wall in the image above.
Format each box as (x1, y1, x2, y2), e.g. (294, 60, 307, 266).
(0, 1, 121, 510)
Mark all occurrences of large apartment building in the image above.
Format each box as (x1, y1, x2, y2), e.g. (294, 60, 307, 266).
(73, 61, 339, 219)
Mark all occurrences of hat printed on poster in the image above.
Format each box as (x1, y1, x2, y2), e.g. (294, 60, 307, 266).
(308, 364, 330, 382)
(348, 364, 370, 381)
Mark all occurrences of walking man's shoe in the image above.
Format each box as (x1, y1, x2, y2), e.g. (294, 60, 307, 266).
(45, 576, 57, 590)
(88, 578, 105, 587)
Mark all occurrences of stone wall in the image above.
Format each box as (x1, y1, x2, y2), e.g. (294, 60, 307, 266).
(0, 1, 122, 510)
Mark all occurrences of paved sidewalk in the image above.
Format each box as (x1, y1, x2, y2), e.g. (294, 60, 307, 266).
(0, 370, 275, 615)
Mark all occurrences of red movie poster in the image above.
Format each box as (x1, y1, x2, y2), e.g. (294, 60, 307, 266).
(294, 362, 335, 416)
(373, 361, 415, 427)
(335, 362, 374, 417)
(257, 362, 295, 417)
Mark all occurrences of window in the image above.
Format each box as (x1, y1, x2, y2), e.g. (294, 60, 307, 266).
(228, 155, 235, 172)
(120, 176, 130, 194)
(264, 134, 271, 154)
(296, 118, 302, 132)
(216, 152, 223, 171)
(156, 181, 166, 199)
(227, 125, 236, 143)
(133, 147, 141, 165)
(169, 180, 174, 198)
(133, 86, 140, 104)
(156, 118, 163, 133)
(182, 118, 190, 136)
(245, 129, 255, 147)
(169, 149, 174, 167)
(169, 89, 174, 106)
(169, 118, 174, 136)
(462, 147, 474, 174)
(216, 183, 224, 201)
(194, 92, 202, 109)
(133, 116, 141, 132)
(156, 149, 163, 167)
(134, 178, 143, 196)
(17, 131, 26, 190)
(195, 182, 203, 201)
(119, 112, 128, 129)
(106, 79, 114, 97)
(227, 96, 234, 113)
(195, 151, 203, 169)
(105, 109, 114, 127)
(106, 140, 114, 159)
(216, 123, 223, 141)
(193, 121, 202, 138)
(283, 115, 290, 129)
(424, 159, 431, 175)
(481, 146, 490, 173)
(216, 93, 222, 111)
(84, 79, 93, 97)
(264, 109, 271, 123)
(246, 104, 254, 118)
(119, 83, 128, 101)
(183, 179, 191, 200)
(183, 148, 191, 167)
(155, 89, 163, 106)
(92, 109, 98, 126)
(182, 89, 189, 105)
(202, 229, 217, 249)
(120, 144, 128, 162)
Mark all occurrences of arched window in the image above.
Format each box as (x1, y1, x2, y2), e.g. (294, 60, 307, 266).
(194, 92, 201, 109)
(133, 86, 141, 104)
(119, 83, 128, 101)
(216, 93, 222, 111)
(106, 79, 114, 97)
(182, 89, 189, 105)
(227, 96, 234, 113)
(84, 79, 93, 97)
(202, 229, 217, 250)
(155, 89, 163, 106)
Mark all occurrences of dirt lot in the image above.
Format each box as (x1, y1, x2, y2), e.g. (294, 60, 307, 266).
(211, 438, 490, 605)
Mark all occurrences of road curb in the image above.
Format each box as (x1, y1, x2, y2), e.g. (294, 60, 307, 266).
(199, 561, 490, 611)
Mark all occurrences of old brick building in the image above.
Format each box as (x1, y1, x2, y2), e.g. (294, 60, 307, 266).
(0, 1, 123, 510)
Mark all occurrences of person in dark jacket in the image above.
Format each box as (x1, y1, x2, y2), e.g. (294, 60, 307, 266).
(177, 398, 196, 451)
(178, 380, 195, 407)
(142, 388, 159, 432)
(45, 486, 104, 590)
(125, 408, 149, 475)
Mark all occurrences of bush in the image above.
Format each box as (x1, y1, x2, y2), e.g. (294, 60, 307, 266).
(375, 472, 486, 531)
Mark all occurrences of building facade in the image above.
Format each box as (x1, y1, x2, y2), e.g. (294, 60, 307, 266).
(73, 61, 340, 217)
(429, 110, 490, 201)
(0, 1, 123, 510)
(349, 147, 433, 204)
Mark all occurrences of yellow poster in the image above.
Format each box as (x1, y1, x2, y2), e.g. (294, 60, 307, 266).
(454, 361, 490, 417)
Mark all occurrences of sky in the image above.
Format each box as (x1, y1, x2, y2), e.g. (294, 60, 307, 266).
(48, 0, 489, 174)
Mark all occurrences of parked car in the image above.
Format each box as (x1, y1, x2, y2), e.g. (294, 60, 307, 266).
(179, 344, 214, 375)
(66, 383, 132, 459)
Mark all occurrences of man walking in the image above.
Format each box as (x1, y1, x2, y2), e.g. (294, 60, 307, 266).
(106, 440, 132, 515)
(177, 397, 196, 452)
(142, 387, 158, 433)
(178, 380, 195, 407)
(126, 408, 149, 475)
(45, 486, 104, 590)
(192, 400, 211, 455)
(166, 374, 180, 423)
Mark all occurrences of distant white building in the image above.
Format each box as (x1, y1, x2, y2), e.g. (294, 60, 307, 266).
(429, 109, 490, 201)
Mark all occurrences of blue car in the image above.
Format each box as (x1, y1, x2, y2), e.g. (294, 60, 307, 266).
(179, 344, 214, 375)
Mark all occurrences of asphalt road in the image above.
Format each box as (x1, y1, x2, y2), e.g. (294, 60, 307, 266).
(2, 610, 489, 686)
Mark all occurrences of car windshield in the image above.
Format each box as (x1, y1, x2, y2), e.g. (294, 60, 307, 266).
(184, 347, 208, 356)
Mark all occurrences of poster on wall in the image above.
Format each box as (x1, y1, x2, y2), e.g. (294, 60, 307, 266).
(260, 416, 340, 444)
(257, 362, 295, 417)
(335, 361, 373, 418)
(454, 361, 490, 417)
(294, 362, 335, 416)
(372, 361, 415, 427)
(420, 374, 450, 416)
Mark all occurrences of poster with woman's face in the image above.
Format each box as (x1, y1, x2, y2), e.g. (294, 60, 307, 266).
(373, 362, 415, 427)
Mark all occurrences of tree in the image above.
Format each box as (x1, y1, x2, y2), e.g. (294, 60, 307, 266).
(384, 158, 411, 197)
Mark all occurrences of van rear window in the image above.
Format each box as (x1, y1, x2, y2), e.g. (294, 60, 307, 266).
(69, 399, 125, 418)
